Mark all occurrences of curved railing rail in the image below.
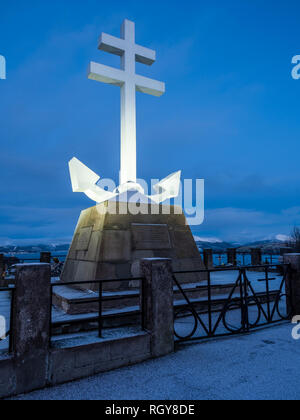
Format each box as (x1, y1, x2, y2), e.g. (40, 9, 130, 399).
(51, 277, 146, 343)
(173, 264, 292, 342)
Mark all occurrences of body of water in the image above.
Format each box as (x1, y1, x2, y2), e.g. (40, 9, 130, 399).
(4, 251, 68, 262)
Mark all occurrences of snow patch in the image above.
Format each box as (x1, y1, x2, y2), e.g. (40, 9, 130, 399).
(193, 236, 223, 243)
(276, 234, 290, 242)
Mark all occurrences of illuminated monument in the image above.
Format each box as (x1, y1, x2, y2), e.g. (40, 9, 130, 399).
(60, 20, 205, 302)
(69, 19, 181, 204)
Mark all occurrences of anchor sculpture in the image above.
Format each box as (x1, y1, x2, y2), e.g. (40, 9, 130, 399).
(69, 19, 181, 204)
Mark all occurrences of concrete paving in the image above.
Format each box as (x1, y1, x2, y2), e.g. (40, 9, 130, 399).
(11, 322, 300, 400)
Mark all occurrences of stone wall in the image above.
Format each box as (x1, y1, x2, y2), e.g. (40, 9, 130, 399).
(0, 259, 175, 399)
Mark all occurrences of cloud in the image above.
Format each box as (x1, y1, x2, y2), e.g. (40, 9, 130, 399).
(0, 15, 299, 246)
(1, 203, 299, 245)
(0, 205, 81, 244)
(193, 206, 300, 243)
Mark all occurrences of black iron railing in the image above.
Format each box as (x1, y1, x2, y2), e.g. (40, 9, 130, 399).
(199, 251, 283, 267)
(4, 254, 67, 278)
(2, 263, 292, 349)
(51, 277, 146, 342)
(173, 264, 292, 342)
(2, 254, 67, 269)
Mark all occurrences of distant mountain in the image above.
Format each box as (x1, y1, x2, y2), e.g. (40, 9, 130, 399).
(195, 240, 235, 252)
(0, 236, 292, 255)
(238, 239, 291, 254)
(195, 237, 291, 253)
(0, 244, 70, 254)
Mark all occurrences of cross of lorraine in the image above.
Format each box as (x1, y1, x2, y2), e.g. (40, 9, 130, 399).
(69, 19, 181, 204)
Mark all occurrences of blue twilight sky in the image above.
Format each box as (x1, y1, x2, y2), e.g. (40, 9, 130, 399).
(0, 0, 300, 245)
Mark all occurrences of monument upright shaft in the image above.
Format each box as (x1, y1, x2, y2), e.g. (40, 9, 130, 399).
(88, 18, 165, 189)
(120, 20, 137, 185)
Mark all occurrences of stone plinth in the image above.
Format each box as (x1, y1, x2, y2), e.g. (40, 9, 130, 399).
(61, 202, 206, 292)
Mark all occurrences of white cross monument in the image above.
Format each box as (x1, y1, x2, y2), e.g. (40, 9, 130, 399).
(89, 19, 165, 188)
(69, 19, 181, 203)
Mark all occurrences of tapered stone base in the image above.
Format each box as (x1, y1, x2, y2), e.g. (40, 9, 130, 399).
(60, 202, 206, 292)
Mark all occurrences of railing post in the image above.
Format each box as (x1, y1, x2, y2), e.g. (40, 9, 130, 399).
(0, 254, 6, 287)
(227, 248, 237, 266)
(40, 252, 51, 264)
(283, 254, 300, 316)
(12, 264, 51, 394)
(203, 249, 213, 269)
(140, 258, 174, 358)
(265, 267, 271, 321)
(0, 254, 4, 276)
(98, 282, 103, 338)
(241, 268, 250, 332)
(251, 248, 262, 266)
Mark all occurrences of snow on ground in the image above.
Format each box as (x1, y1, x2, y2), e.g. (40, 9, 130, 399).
(210, 270, 283, 292)
(10, 322, 300, 400)
(52, 327, 145, 348)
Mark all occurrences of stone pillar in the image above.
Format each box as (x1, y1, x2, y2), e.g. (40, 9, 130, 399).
(140, 258, 174, 358)
(251, 248, 262, 266)
(203, 249, 213, 269)
(40, 252, 51, 264)
(227, 248, 237, 266)
(283, 254, 300, 316)
(12, 264, 51, 394)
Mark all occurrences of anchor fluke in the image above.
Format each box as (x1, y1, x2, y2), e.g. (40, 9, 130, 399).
(69, 158, 182, 205)
(69, 157, 100, 192)
(69, 158, 118, 203)
(149, 171, 182, 204)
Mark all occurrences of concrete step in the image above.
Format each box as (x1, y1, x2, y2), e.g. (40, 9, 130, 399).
(52, 282, 237, 315)
(52, 289, 281, 336)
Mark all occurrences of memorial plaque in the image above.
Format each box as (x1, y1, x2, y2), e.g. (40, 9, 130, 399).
(131, 224, 171, 250)
(76, 226, 93, 251)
